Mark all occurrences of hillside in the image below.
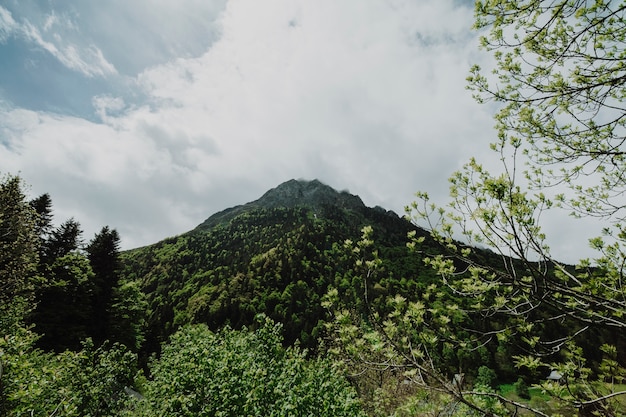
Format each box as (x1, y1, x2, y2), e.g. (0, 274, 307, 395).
(122, 179, 435, 356)
(123, 179, 591, 383)
(5, 175, 624, 416)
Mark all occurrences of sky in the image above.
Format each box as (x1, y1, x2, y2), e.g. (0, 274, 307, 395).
(0, 0, 602, 262)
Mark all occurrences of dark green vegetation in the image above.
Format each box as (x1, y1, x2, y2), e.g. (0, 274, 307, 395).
(0, 175, 369, 416)
(2, 173, 625, 415)
(122, 179, 426, 358)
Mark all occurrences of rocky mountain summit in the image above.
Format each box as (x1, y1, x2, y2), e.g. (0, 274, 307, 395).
(195, 179, 395, 230)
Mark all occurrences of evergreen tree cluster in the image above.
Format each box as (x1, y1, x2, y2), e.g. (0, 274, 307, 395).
(27, 193, 144, 352)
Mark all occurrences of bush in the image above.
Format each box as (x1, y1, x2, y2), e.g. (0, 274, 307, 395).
(475, 365, 497, 389)
(514, 377, 531, 400)
(129, 316, 365, 416)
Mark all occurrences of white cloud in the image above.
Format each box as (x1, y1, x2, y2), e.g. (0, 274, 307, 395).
(22, 21, 117, 78)
(0, 0, 602, 263)
(0, 6, 18, 41)
(92, 95, 126, 121)
(0, 5, 116, 78)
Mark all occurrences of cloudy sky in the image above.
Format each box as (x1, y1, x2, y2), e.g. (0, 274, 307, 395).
(0, 0, 600, 262)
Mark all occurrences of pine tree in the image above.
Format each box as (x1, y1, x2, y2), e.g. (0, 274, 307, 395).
(41, 218, 83, 265)
(87, 226, 122, 345)
(29, 193, 53, 241)
(30, 218, 99, 351)
(0, 175, 39, 333)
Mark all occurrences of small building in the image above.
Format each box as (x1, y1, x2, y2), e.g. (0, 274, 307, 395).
(547, 370, 564, 383)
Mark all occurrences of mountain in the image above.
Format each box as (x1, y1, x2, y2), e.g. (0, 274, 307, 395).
(122, 179, 602, 382)
(121, 179, 433, 356)
(195, 179, 385, 230)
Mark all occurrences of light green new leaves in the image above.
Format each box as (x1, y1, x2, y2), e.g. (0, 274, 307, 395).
(129, 316, 365, 417)
(471, 0, 626, 221)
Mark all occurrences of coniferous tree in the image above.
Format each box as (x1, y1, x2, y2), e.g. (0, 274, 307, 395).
(87, 226, 122, 346)
(33, 253, 95, 351)
(41, 218, 83, 265)
(29, 193, 53, 242)
(29, 194, 53, 271)
(0, 175, 39, 334)
(0, 175, 40, 415)
(31, 219, 95, 351)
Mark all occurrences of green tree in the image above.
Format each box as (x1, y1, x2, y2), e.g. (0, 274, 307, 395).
(468, 0, 626, 220)
(33, 253, 96, 351)
(41, 218, 83, 264)
(476, 366, 498, 390)
(29, 193, 53, 243)
(0, 175, 140, 416)
(1, 334, 137, 417)
(0, 175, 39, 331)
(330, 2, 626, 415)
(514, 377, 530, 400)
(87, 226, 122, 345)
(128, 316, 365, 417)
(107, 279, 147, 351)
(414, 1, 626, 414)
(30, 219, 98, 352)
(0, 174, 40, 414)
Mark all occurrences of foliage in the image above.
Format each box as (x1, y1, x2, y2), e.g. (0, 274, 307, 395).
(1, 174, 378, 416)
(127, 316, 365, 417)
(324, 227, 518, 416)
(0, 328, 136, 417)
(121, 201, 420, 359)
(87, 226, 123, 345)
(514, 378, 530, 400)
(0, 174, 39, 335)
(326, 3, 626, 415)
(469, 0, 626, 220)
(33, 252, 96, 351)
(0, 174, 147, 416)
(107, 279, 148, 351)
(477, 366, 498, 390)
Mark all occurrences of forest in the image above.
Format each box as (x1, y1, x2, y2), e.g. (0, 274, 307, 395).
(1, 174, 625, 416)
(3, 1, 626, 416)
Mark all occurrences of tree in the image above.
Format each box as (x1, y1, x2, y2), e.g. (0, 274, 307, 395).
(429, 0, 626, 413)
(1, 334, 137, 417)
(0, 176, 140, 416)
(468, 0, 626, 220)
(41, 218, 83, 265)
(127, 316, 365, 417)
(29, 193, 53, 242)
(0, 174, 39, 334)
(30, 219, 97, 351)
(329, 2, 626, 415)
(107, 279, 148, 351)
(87, 226, 122, 345)
(33, 253, 96, 351)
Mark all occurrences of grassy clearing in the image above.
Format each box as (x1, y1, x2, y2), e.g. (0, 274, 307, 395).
(498, 382, 626, 415)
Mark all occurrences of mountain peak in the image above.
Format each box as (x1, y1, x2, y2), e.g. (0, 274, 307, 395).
(195, 179, 365, 230)
(257, 179, 364, 210)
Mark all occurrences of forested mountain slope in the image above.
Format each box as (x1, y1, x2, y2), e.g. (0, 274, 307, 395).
(122, 179, 434, 356)
(123, 178, 620, 386)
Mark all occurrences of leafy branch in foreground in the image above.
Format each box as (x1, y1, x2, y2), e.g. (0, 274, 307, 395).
(469, 0, 626, 221)
(407, 154, 626, 415)
(328, 1, 626, 415)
